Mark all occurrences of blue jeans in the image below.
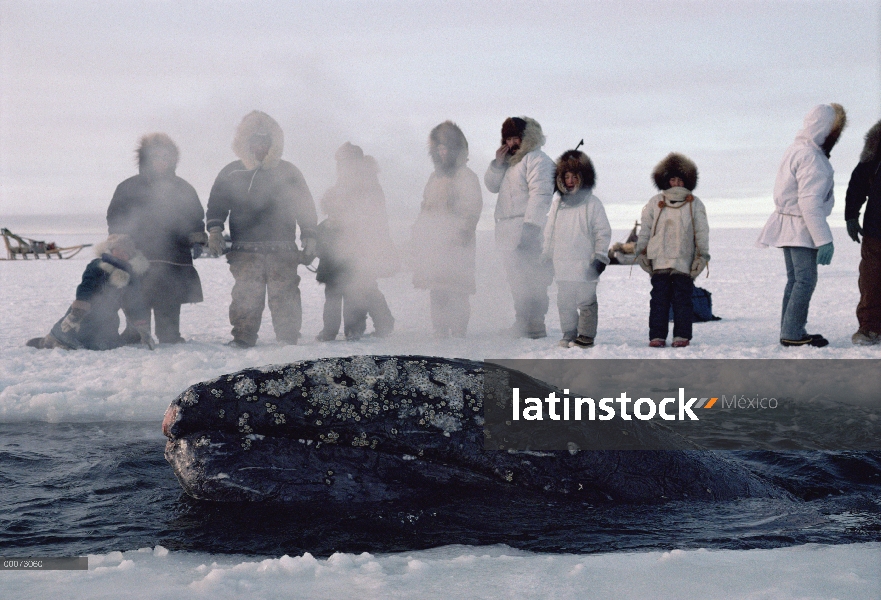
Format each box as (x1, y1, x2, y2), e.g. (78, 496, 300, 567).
(780, 246, 818, 340)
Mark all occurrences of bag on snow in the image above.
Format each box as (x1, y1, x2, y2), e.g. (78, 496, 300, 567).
(669, 286, 721, 322)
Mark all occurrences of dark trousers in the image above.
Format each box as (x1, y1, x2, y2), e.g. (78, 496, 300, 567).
(857, 235, 881, 334)
(430, 289, 471, 337)
(319, 280, 395, 340)
(649, 272, 693, 341)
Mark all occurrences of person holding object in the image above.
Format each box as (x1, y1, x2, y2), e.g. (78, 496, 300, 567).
(635, 153, 709, 349)
(26, 234, 154, 351)
(206, 111, 318, 347)
(484, 116, 556, 339)
(757, 104, 847, 347)
(844, 119, 881, 346)
(410, 121, 483, 338)
(542, 149, 611, 348)
(106, 133, 205, 344)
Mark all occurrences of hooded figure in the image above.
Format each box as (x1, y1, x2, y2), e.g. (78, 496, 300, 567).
(635, 152, 710, 348)
(106, 133, 205, 344)
(542, 149, 611, 348)
(844, 119, 881, 345)
(410, 121, 483, 338)
(206, 111, 319, 347)
(484, 116, 556, 338)
(315, 143, 396, 341)
(26, 235, 154, 351)
(757, 103, 847, 347)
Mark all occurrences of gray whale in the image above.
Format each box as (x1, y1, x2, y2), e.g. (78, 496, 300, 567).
(162, 356, 787, 503)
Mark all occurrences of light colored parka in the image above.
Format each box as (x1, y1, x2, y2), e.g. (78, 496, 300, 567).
(484, 118, 556, 253)
(636, 187, 710, 277)
(542, 189, 611, 281)
(757, 104, 839, 249)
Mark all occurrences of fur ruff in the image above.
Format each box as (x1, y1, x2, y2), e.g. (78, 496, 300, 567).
(232, 111, 284, 170)
(652, 152, 699, 191)
(860, 119, 881, 164)
(507, 117, 546, 166)
(429, 121, 469, 171)
(555, 150, 596, 194)
(137, 133, 179, 172)
(97, 252, 149, 288)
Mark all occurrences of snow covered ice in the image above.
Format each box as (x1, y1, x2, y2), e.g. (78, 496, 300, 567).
(1, 225, 880, 598)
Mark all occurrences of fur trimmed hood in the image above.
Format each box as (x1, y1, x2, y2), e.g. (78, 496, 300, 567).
(506, 117, 546, 166)
(232, 111, 284, 170)
(860, 119, 881, 164)
(555, 150, 596, 194)
(137, 133, 179, 176)
(93, 237, 149, 288)
(796, 104, 847, 157)
(429, 121, 469, 172)
(652, 153, 699, 191)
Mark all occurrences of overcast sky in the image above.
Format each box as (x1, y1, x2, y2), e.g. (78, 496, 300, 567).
(1, 0, 879, 227)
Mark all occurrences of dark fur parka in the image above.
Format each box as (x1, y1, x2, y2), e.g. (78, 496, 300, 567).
(845, 119, 881, 239)
(652, 153, 699, 191)
(554, 150, 596, 195)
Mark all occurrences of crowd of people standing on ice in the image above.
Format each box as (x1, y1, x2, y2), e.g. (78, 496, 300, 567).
(25, 104, 881, 351)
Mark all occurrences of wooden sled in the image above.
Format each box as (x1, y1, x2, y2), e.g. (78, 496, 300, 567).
(608, 220, 639, 265)
(1, 228, 91, 260)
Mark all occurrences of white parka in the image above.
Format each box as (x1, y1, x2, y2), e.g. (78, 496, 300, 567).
(484, 118, 556, 253)
(636, 188, 710, 277)
(542, 189, 611, 282)
(757, 104, 837, 249)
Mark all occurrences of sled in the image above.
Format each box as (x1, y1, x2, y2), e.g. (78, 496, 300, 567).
(608, 221, 639, 265)
(1, 228, 91, 260)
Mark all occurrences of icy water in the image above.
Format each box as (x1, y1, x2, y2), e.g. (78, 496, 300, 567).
(1, 422, 880, 558)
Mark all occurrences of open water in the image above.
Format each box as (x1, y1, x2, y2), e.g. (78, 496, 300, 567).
(1, 421, 879, 558)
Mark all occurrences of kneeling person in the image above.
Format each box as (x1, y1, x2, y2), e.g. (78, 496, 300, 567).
(26, 234, 154, 350)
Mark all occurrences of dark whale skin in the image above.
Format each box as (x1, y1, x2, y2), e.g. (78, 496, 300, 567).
(163, 356, 788, 504)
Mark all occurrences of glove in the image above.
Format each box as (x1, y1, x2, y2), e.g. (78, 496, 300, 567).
(846, 219, 863, 243)
(516, 223, 543, 255)
(591, 259, 607, 276)
(300, 237, 317, 265)
(636, 253, 652, 275)
(816, 242, 834, 265)
(60, 302, 89, 333)
(690, 255, 708, 279)
(133, 320, 155, 351)
(207, 227, 226, 257)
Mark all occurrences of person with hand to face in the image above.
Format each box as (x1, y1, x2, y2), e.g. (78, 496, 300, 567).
(206, 111, 318, 348)
(757, 103, 847, 348)
(484, 116, 556, 339)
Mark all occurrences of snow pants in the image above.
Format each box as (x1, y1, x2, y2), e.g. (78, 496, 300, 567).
(503, 249, 553, 336)
(227, 250, 301, 345)
(649, 272, 693, 341)
(319, 280, 394, 340)
(430, 289, 471, 337)
(857, 235, 881, 334)
(556, 280, 598, 341)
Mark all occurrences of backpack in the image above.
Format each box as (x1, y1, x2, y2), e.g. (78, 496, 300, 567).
(669, 286, 721, 322)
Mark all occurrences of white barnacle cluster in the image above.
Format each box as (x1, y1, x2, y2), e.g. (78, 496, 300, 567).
(237, 412, 252, 434)
(319, 430, 340, 444)
(179, 388, 199, 407)
(218, 409, 225, 419)
(195, 435, 210, 448)
(233, 377, 257, 398)
(352, 432, 371, 447)
(303, 357, 398, 424)
(258, 367, 306, 398)
(210, 389, 223, 398)
(397, 360, 484, 432)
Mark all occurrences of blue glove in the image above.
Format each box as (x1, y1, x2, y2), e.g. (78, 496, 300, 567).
(516, 223, 543, 255)
(846, 219, 863, 243)
(591, 259, 607, 276)
(816, 242, 834, 265)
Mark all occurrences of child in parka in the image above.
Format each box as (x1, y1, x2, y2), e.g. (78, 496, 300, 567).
(635, 153, 710, 348)
(26, 234, 154, 350)
(542, 150, 611, 348)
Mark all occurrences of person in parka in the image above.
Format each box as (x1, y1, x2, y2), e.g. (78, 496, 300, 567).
(410, 121, 483, 338)
(206, 111, 319, 347)
(484, 116, 556, 338)
(542, 150, 611, 348)
(315, 142, 396, 341)
(844, 119, 881, 345)
(635, 153, 710, 348)
(757, 103, 847, 347)
(26, 235, 154, 351)
(106, 133, 205, 344)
